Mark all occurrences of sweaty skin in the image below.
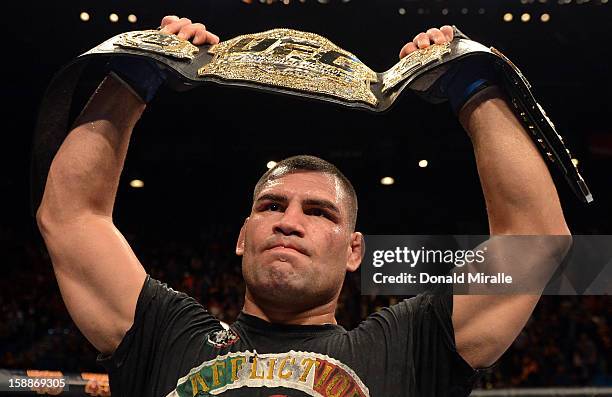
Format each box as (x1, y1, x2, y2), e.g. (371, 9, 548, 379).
(237, 172, 362, 325)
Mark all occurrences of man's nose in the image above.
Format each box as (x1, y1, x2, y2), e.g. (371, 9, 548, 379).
(272, 205, 306, 237)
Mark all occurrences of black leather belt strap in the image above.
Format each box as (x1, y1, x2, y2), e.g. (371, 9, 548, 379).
(30, 27, 592, 216)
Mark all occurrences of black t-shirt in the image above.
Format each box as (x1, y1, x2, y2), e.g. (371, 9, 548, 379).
(98, 276, 478, 397)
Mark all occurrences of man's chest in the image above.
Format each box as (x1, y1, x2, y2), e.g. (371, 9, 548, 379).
(165, 328, 372, 397)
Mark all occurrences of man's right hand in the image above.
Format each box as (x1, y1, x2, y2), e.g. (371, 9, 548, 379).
(158, 15, 220, 45)
(108, 15, 220, 103)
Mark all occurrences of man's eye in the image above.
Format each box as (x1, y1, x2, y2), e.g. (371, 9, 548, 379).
(265, 203, 281, 211)
(308, 208, 329, 218)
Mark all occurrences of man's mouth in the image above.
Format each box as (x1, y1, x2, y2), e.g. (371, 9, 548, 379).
(269, 245, 302, 254)
(266, 241, 308, 256)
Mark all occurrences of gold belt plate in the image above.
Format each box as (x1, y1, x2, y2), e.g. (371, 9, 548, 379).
(115, 30, 199, 60)
(382, 42, 451, 93)
(198, 29, 379, 106)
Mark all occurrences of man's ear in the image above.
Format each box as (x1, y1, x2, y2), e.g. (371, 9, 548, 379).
(236, 217, 249, 256)
(346, 232, 364, 272)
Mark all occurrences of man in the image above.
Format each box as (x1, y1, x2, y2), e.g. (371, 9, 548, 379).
(36, 15, 571, 397)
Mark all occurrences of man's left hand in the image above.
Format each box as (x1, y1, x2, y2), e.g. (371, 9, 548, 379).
(399, 26, 454, 59)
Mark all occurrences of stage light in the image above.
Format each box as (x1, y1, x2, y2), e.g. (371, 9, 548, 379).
(461, 7, 468, 14)
(398, 7, 406, 15)
(418, 160, 428, 168)
(540, 13, 550, 22)
(80, 12, 90, 22)
(503, 13, 514, 22)
(267, 161, 277, 169)
(521, 13, 531, 22)
(478, 8, 486, 14)
(381, 177, 395, 186)
(130, 179, 144, 188)
(128, 14, 137, 23)
(109, 13, 119, 23)
(442, 8, 449, 15)
(571, 158, 579, 166)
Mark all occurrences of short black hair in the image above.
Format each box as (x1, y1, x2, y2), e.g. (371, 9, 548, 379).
(253, 155, 358, 231)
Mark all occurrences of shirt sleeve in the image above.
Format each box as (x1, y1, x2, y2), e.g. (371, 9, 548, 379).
(404, 292, 478, 396)
(350, 292, 479, 397)
(97, 275, 223, 396)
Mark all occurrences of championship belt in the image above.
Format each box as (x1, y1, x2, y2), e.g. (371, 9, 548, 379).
(30, 27, 593, 214)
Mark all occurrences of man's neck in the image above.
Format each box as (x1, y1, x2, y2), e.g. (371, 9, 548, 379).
(242, 292, 338, 325)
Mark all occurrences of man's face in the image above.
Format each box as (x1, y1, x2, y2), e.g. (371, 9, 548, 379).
(236, 171, 362, 312)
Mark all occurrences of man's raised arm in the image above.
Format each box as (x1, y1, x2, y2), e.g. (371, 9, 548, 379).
(36, 75, 147, 355)
(451, 87, 571, 369)
(35, 16, 218, 354)
(400, 27, 571, 369)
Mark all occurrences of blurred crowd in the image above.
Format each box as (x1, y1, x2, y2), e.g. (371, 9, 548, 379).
(1, 224, 610, 388)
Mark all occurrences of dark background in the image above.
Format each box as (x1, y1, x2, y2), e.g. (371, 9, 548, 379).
(4, 0, 612, 237)
(1, 0, 611, 389)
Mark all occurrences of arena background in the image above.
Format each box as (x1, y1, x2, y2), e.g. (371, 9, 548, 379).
(2, 0, 611, 395)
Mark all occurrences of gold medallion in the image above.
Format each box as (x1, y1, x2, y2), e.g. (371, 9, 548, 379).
(115, 30, 199, 60)
(198, 29, 379, 105)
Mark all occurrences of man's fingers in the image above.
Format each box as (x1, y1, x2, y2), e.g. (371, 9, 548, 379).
(192, 25, 220, 45)
(160, 15, 179, 29)
(206, 31, 220, 45)
(401, 25, 457, 59)
(427, 28, 447, 45)
(399, 42, 418, 59)
(440, 25, 454, 41)
(177, 24, 197, 40)
(177, 23, 206, 43)
(158, 17, 219, 45)
(192, 25, 209, 45)
(160, 17, 192, 35)
(413, 32, 430, 49)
